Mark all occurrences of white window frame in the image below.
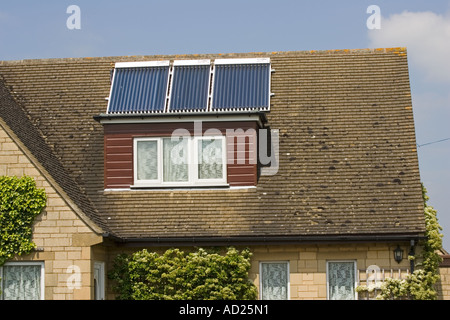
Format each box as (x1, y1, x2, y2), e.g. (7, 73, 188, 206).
(161, 135, 191, 187)
(0, 261, 45, 300)
(259, 261, 290, 300)
(132, 135, 227, 188)
(193, 136, 227, 185)
(133, 137, 162, 185)
(326, 260, 357, 300)
(93, 261, 105, 300)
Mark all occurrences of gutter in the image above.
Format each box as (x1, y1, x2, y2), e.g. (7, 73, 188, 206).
(93, 111, 269, 126)
(112, 233, 426, 247)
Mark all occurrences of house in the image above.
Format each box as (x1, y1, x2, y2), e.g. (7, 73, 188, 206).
(0, 48, 429, 300)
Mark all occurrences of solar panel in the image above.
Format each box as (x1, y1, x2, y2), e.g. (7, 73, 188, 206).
(106, 58, 271, 115)
(211, 58, 271, 111)
(168, 60, 211, 112)
(107, 61, 170, 114)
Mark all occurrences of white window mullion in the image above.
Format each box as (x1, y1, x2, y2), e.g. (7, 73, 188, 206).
(158, 138, 163, 184)
(193, 137, 200, 183)
(189, 138, 196, 185)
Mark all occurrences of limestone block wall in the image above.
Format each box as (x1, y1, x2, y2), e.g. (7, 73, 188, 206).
(436, 255, 450, 300)
(437, 267, 450, 299)
(0, 124, 103, 300)
(249, 243, 414, 300)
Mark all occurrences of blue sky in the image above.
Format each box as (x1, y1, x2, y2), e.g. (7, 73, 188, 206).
(1, 0, 450, 249)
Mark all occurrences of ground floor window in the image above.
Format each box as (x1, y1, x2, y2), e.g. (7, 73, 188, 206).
(260, 261, 289, 300)
(0, 262, 44, 300)
(327, 261, 356, 300)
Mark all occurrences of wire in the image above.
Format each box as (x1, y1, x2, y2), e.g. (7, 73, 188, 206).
(417, 137, 450, 148)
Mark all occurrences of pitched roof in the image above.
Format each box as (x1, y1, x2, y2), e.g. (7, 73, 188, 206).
(0, 78, 109, 234)
(0, 48, 426, 244)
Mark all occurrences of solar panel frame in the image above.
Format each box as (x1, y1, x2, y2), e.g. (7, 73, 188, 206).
(211, 58, 271, 112)
(106, 58, 271, 115)
(107, 61, 170, 114)
(167, 60, 211, 113)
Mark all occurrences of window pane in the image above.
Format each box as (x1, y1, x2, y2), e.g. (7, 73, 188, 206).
(198, 138, 223, 180)
(163, 138, 188, 182)
(261, 263, 288, 300)
(328, 262, 356, 300)
(2, 265, 41, 300)
(136, 140, 158, 180)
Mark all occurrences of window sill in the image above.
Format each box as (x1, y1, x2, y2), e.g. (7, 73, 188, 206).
(129, 183, 230, 190)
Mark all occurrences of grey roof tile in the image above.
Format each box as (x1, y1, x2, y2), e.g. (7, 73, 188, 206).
(0, 48, 426, 242)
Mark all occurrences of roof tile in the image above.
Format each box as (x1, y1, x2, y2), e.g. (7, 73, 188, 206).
(0, 49, 426, 241)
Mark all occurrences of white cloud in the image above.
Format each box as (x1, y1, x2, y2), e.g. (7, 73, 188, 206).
(368, 10, 450, 83)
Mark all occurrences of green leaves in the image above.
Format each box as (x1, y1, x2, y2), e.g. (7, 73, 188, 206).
(422, 184, 443, 275)
(108, 247, 258, 300)
(0, 176, 47, 266)
(376, 184, 443, 300)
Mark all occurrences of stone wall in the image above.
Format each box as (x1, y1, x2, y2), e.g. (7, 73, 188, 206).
(249, 243, 413, 300)
(0, 122, 103, 300)
(436, 254, 450, 300)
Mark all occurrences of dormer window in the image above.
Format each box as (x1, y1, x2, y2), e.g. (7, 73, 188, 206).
(98, 57, 272, 189)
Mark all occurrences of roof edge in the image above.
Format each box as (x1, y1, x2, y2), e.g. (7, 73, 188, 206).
(114, 233, 425, 247)
(0, 47, 408, 65)
(0, 117, 105, 235)
(94, 111, 268, 126)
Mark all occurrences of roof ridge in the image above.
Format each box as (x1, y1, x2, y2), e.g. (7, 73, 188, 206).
(0, 47, 408, 65)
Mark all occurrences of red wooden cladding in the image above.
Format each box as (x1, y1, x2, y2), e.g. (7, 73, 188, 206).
(104, 121, 259, 188)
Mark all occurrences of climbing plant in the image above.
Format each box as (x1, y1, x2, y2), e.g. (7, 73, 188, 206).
(0, 175, 47, 266)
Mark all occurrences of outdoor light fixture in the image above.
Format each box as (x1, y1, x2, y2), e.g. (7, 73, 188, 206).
(393, 245, 404, 264)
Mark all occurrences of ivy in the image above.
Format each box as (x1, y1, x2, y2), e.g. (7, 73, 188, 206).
(0, 176, 47, 267)
(108, 247, 258, 300)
